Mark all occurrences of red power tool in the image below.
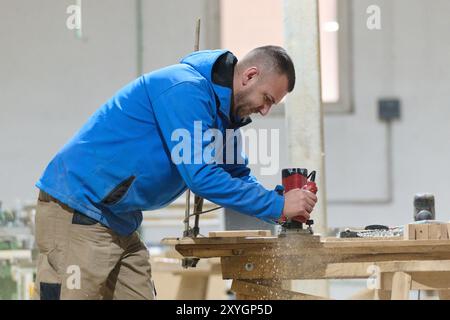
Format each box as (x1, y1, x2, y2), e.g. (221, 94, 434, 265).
(278, 168, 318, 236)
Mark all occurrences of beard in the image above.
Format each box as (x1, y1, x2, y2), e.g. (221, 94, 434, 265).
(232, 90, 255, 118)
(234, 103, 252, 118)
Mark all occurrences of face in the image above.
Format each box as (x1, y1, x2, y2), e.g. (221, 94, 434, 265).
(232, 67, 289, 119)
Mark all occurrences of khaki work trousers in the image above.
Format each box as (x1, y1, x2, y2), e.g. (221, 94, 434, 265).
(33, 192, 156, 300)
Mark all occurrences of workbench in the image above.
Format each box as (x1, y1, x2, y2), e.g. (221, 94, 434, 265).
(162, 225, 450, 300)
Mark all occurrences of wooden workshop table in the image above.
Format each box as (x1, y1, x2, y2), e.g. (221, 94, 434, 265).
(162, 227, 450, 300)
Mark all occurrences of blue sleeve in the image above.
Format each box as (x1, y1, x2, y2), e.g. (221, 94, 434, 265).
(151, 81, 284, 222)
(218, 128, 260, 185)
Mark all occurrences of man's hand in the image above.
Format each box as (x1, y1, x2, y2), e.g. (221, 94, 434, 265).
(281, 188, 318, 222)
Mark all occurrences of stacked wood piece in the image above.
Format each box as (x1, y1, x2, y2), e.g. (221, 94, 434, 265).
(404, 223, 450, 240)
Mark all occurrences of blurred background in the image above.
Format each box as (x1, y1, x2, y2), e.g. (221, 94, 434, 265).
(1, 0, 449, 299)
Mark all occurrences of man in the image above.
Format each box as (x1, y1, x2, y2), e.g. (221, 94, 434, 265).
(34, 46, 318, 300)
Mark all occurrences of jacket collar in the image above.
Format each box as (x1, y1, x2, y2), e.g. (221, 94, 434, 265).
(180, 50, 252, 129)
(211, 51, 252, 129)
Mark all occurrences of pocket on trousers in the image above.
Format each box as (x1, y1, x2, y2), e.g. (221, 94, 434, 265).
(34, 201, 56, 251)
(40, 282, 61, 300)
(71, 212, 99, 226)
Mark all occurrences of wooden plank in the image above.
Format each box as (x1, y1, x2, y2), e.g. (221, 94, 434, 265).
(375, 289, 391, 300)
(403, 223, 449, 240)
(348, 289, 375, 300)
(326, 260, 450, 278)
(168, 234, 450, 261)
(404, 224, 416, 240)
(176, 274, 209, 300)
(221, 256, 450, 280)
(162, 236, 279, 246)
(415, 225, 429, 240)
(371, 260, 450, 272)
(427, 224, 441, 240)
(326, 236, 401, 242)
(391, 272, 411, 300)
(235, 293, 254, 300)
(438, 290, 450, 300)
(443, 224, 449, 239)
(382, 272, 450, 290)
(428, 224, 449, 240)
(428, 224, 440, 240)
(322, 239, 450, 248)
(175, 241, 450, 260)
(208, 230, 271, 238)
(231, 280, 329, 300)
(167, 235, 450, 249)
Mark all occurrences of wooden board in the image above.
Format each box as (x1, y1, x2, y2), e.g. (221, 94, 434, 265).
(231, 280, 329, 300)
(391, 272, 411, 300)
(404, 223, 450, 240)
(382, 272, 450, 290)
(208, 230, 271, 238)
(162, 226, 450, 300)
(220, 257, 450, 280)
(169, 237, 450, 259)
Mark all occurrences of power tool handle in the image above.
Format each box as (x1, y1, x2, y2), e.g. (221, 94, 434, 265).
(277, 181, 318, 224)
(291, 182, 318, 223)
(302, 181, 318, 194)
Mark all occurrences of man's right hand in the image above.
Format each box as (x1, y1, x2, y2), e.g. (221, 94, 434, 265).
(281, 188, 318, 221)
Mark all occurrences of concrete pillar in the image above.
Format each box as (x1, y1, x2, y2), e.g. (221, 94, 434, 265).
(283, 0, 329, 297)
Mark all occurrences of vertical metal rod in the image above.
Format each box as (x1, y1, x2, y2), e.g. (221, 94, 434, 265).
(184, 18, 202, 238)
(184, 189, 191, 236)
(192, 18, 204, 237)
(193, 195, 203, 236)
(135, 0, 144, 76)
(194, 19, 201, 51)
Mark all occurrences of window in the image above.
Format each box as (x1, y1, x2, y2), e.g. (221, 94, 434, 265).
(220, 0, 353, 112)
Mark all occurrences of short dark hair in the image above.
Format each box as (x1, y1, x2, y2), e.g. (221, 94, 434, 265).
(247, 45, 296, 92)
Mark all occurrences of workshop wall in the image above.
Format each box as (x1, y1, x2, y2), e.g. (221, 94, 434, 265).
(0, 0, 220, 213)
(245, 0, 450, 232)
(1, 0, 449, 233)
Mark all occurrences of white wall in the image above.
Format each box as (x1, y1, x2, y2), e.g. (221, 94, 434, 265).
(0, 0, 219, 212)
(325, 0, 450, 228)
(1, 0, 449, 300)
(0, 0, 137, 208)
(142, 0, 220, 72)
(1, 0, 449, 230)
(246, 0, 450, 232)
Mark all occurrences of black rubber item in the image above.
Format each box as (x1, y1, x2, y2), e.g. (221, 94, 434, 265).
(340, 230, 360, 238)
(365, 225, 389, 231)
(282, 168, 308, 178)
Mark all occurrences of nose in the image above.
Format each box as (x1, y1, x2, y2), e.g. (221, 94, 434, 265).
(258, 104, 271, 116)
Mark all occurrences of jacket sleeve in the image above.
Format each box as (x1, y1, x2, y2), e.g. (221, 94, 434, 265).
(218, 128, 260, 185)
(151, 81, 284, 222)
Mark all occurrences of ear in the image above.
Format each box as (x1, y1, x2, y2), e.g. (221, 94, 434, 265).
(242, 67, 259, 86)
